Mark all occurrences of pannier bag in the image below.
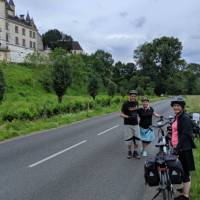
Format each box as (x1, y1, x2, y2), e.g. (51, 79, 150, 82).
(166, 159, 183, 184)
(144, 158, 159, 186)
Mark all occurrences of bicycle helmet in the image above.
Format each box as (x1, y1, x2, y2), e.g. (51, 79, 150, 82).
(128, 90, 138, 95)
(141, 96, 149, 102)
(170, 96, 185, 108)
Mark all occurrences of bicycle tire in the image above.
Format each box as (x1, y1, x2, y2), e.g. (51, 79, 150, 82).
(167, 190, 173, 200)
(166, 177, 173, 200)
(161, 173, 167, 200)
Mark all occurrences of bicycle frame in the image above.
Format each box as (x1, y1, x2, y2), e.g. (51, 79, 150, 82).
(151, 117, 175, 200)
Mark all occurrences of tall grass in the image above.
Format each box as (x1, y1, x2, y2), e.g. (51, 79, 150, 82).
(186, 96, 200, 200)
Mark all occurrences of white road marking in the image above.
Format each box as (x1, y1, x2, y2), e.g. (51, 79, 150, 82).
(28, 140, 87, 168)
(97, 125, 120, 136)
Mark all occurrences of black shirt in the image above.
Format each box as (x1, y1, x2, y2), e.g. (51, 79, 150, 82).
(137, 107, 154, 129)
(121, 101, 139, 125)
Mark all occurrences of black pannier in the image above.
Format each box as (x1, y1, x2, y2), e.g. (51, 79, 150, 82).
(144, 158, 159, 186)
(166, 159, 183, 184)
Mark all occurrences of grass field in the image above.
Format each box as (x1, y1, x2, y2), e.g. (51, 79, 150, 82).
(186, 96, 200, 200)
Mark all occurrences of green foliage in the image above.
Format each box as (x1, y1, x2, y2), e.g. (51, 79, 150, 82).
(42, 29, 62, 49)
(25, 51, 49, 67)
(107, 81, 117, 98)
(136, 86, 145, 96)
(0, 95, 124, 122)
(88, 77, 99, 100)
(134, 36, 184, 95)
(0, 69, 5, 102)
(91, 50, 114, 86)
(51, 49, 72, 103)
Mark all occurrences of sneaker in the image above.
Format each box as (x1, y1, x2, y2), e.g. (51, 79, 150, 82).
(133, 150, 141, 159)
(127, 151, 132, 159)
(174, 195, 189, 200)
(142, 150, 147, 157)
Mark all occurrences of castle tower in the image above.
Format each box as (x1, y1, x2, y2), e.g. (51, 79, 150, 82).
(0, 0, 6, 44)
(0, 0, 6, 18)
(8, 0, 15, 12)
(0, 0, 9, 61)
(26, 12, 31, 22)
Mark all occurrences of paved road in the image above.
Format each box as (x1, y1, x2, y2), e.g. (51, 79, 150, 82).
(0, 99, 174, 200)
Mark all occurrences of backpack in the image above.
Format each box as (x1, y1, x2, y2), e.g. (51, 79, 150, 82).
(192, 120, 200, 138)
(187, 112, 200, 138)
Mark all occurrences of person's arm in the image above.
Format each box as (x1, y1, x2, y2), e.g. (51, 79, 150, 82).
(120, 112, 129, 119)
(153, 112, 161, 117)
(176, 115, 193, 150)
(151, 107, 161, 117)
(120, 102, 129, 119)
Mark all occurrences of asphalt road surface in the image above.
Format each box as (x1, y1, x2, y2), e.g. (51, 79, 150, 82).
(0, 99, 176, 200)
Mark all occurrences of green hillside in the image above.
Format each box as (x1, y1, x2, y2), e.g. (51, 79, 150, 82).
(0, 63, 124, 140)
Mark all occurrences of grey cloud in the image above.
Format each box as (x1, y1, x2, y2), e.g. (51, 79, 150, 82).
(72, 20, 79, 24)
(119, 12, 128, 18)
(190, 35, 200, 40)
(131, 17, 146, 28)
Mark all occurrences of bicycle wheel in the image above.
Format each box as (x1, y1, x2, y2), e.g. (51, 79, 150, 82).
(166, 178, 173, 200)
(160, 173, 167, 200)
(167, 190, 173, 200)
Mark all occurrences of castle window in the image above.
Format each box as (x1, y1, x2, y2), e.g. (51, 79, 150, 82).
(6, 23, 9, 30)
(33, 32, 36, 39)
(22, 39, 26, 47)
(33, 42, 36, 49)
(15, 37, 19, 45)
(22, 28, 26, 36)
(30, 30, 32, 38)
(15, 26, 18, 33)
(0, 27, 2, 32)
(6, 33, 9, 42)
(30, 41, 32, 48)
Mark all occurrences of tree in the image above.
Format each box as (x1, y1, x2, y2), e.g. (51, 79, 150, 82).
(42, 29, 62, 49)
(0, 69, 5, 102)
(107, 81, 117, 98)
(91, 50, 114, 86)
(51, 49, 72, 103)
(112, 62, 136, 85)
(134, 36, 183, 95)
(88, 77, 99, 100)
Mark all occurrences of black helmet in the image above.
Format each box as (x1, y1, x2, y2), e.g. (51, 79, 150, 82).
(141, 96, 149, 102)
(128, 90, 138, 95)
(171, 96, 185, 108)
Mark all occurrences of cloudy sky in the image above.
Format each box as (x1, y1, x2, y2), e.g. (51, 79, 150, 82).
(13, 0, 200, 63)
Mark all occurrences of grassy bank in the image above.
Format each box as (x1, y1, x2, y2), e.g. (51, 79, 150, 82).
(186, 96, 200, 200)
(0, 63, 166, 140)
(0, 96, 165, 141)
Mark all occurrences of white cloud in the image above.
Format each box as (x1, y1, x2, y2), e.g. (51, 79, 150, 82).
(13, 0, 200, 64)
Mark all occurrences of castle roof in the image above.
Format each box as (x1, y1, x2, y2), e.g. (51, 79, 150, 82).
(26, 13, 31, 21)
(7, 15, 37, 29)
(9, 0, 15, 6)
(72, 41, 83, 51)
(5, 1, 12, 11)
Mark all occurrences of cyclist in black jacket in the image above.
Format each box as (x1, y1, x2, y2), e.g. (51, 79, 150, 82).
(171, 96, 196, 200)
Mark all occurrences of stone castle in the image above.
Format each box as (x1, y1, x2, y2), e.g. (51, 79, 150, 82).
(0, 0, 43, 62)
(0, 0, 83, 63)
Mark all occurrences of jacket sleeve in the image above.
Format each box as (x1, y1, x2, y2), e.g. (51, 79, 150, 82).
(176, 115, 193, 150)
